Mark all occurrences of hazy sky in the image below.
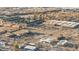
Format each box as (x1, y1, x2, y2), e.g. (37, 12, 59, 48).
(0, 0, 78, 7)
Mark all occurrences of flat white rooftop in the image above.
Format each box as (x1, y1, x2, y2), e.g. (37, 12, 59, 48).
(24, 45, 37, 50)
(44, 20, 79, 28)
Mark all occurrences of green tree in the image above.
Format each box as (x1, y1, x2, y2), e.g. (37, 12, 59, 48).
(15, 44, 19, 49)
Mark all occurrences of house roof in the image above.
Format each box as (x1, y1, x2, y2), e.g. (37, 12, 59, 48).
(13, 29, 28, 36)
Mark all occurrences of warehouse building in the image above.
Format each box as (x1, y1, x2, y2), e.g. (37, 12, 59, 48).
(44, 20, 79, 28)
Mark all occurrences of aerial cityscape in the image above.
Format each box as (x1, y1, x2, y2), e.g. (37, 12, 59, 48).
(0, 7, 79, 51)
